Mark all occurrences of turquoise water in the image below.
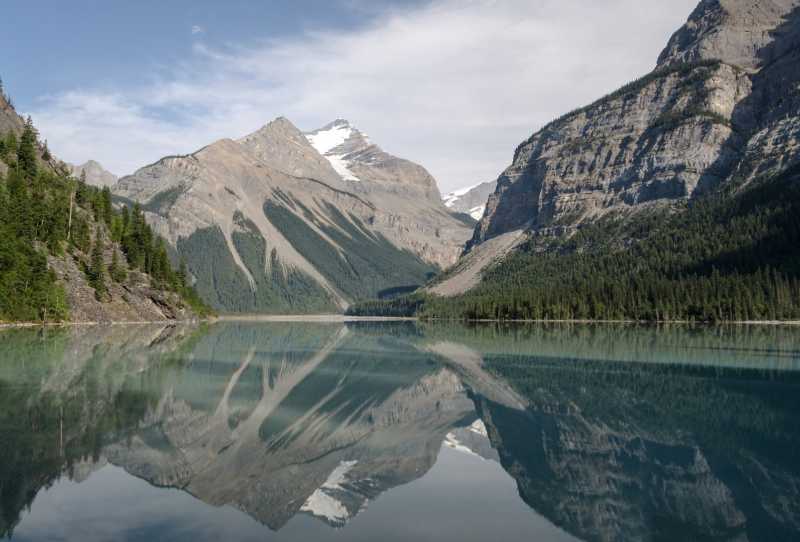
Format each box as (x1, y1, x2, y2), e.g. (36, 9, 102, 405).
(1, 322, 799, 541)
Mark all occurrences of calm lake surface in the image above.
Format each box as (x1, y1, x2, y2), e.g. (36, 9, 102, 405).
(1, 322, 799, 541)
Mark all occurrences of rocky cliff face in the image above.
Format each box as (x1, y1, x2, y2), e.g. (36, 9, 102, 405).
(115, 118, 470, 313)
(658, 0, 800, 71)
(0, 92, 24, 139)
(439, 0, 800, 296)
(68, 160, 118, 188)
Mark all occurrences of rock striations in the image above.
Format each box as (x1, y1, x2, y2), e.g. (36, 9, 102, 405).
(115, 118, 471, 313)
(435, 0, 800, 296)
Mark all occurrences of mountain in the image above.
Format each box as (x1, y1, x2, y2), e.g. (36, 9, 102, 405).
(114, 118, 472, 314)
(303, 119, 468, 260)
(391, 0, 800, 321)
(0, 86, 205, 323)
(443, 180, 497, 221)
(68, 160, 118, 188)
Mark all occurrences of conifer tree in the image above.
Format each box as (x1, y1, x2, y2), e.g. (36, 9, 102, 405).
(100, 186, 113, 226)
(2, 132, 18, 163)
(42, 140, 52, 162)
(18, 118, 38, 179)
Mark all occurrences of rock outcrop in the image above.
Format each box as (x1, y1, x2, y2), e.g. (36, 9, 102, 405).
(115, 118, 471, 313)
(439, 0, 800, 296)
(0, 92, 24, 140)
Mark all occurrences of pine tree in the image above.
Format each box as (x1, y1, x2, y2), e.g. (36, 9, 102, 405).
(100, 186, 113, 226)
(42, 140, 52, 162)
(17, 117, 38, 179)
(2, 132, 18, 163)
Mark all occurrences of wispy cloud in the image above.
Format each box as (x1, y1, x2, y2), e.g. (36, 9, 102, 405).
(191, 25, 205, 35)
(29, 0, 696, 189)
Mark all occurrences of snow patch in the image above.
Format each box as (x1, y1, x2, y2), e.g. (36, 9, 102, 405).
(326, 155, 361, 182)
(443, 182, 483, 207)
(306, 124, 353, 155)
(306, 122, 361, 182)
(301, 461, 358, 524)
(469, 205, 486, 220)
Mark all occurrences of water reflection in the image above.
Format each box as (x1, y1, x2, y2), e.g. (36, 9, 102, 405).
(0, 323, 798, 541)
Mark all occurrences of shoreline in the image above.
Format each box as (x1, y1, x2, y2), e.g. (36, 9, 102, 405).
(1, 316, 798, 329)
(444, 318, 800, 326)
(216, 314, 417, 323)
(0, 319, 207, 330)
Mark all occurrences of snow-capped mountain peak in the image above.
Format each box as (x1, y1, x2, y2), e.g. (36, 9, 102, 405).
(307, 121, 354, 155)
(305, 119, 370, 182)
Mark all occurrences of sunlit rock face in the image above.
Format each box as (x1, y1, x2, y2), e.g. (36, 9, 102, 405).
(441, 0, 800, 295)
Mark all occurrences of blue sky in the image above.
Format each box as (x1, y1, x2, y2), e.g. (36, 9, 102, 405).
(1, 0, 697, 191)
(2, 1, 417, 106)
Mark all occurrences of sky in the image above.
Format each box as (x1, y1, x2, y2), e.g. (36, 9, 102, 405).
(0, 0, 698, 192)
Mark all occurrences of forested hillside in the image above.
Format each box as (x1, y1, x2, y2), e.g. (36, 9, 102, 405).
(0, 88, 209, 322)
(350, 0, 800, 323)
(349, 169, 800, 322)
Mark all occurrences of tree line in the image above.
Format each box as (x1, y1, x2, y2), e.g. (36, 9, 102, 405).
(349, 168, 800, 322)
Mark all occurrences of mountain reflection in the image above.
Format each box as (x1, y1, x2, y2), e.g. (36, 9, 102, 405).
(1, 322, 799, 541)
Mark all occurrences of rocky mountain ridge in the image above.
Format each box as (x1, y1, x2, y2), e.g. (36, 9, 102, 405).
(433, 0, 800, 297)
(114, 117, 471, 313)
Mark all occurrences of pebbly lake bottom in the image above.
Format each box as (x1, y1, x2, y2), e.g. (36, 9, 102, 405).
(1, 322, 799, 541)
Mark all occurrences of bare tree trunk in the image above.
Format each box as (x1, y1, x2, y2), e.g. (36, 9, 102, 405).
(67, 190, 74, 241)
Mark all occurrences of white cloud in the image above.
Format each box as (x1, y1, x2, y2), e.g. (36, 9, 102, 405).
(29, 0, 697, 190)
(191, 25, 205, 35)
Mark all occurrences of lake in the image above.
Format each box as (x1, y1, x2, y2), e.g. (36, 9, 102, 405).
(1, 322, 799, 541)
